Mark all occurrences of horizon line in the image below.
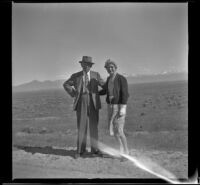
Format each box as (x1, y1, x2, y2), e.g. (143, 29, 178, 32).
(13, 71, 188, 87)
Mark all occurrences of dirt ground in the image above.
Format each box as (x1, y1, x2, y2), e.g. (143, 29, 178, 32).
(12, 81, 188, 181)
(13, 145, 188, 180)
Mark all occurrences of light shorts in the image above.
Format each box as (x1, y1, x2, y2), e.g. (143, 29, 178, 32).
(107, 104, 127, 136)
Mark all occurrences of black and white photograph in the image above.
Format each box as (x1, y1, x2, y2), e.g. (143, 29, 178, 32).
(12, 2, 189, 182)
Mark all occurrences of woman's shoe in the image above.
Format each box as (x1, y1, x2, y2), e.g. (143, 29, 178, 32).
(120, 157, 128, 162)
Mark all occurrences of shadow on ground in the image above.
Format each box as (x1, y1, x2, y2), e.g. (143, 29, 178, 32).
(14, 145, 113, 159)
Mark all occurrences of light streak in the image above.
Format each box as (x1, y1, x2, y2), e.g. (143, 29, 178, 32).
(97, 141, 198, 184)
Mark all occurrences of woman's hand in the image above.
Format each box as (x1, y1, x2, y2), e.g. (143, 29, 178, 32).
(118, 104, 127, 117)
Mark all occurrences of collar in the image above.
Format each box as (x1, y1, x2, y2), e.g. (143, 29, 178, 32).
(82, 70, 91, 81)
(83, 70, 90, 75)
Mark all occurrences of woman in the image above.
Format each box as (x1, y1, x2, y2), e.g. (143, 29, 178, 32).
(99, 59, 129, 157)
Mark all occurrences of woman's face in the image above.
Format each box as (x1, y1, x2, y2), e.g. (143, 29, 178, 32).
(106, 64, 117, 75)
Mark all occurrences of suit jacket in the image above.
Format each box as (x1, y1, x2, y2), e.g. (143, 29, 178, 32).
(63, 70, 105, 111)
(99, 73, 129, 104)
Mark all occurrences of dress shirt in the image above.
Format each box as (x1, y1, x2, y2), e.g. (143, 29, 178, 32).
(82, 70, 90, 93)
(83, 70, 90, 82)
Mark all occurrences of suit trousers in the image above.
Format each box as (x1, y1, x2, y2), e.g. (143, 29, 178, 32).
(76, 93, 99, 154)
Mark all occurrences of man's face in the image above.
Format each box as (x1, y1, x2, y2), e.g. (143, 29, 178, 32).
(81, 62, 92, 73)
(106, 64, 117, 75)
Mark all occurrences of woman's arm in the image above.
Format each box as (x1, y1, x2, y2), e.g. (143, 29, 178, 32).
(120, 75, 129, 104)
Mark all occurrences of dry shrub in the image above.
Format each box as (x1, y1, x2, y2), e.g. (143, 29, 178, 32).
(21, 126, 34, 134)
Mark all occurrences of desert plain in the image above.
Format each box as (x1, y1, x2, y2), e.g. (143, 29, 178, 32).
(12, 80, 188, 180)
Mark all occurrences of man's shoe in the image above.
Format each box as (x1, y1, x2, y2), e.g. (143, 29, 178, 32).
(80, 151, 88, 157)
(91, 150, 103, 157)
(74, 150, 88, 159)
(74, 153, 80, 159)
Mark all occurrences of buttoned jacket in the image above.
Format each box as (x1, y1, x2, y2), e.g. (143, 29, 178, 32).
(63, 71, 105, 111)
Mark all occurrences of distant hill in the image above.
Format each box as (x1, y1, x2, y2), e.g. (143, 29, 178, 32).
(13, 80, 65, 92)
(125, 72, 188, 84)
(13, 72, 188, 92)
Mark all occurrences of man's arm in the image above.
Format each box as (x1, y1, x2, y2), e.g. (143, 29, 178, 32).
(97, 72, 105, 87)
(97, 72, 107, 95)
(99, 87, 107, 95)
(63, 74, 76, 97)
(97, 73, 107, 95)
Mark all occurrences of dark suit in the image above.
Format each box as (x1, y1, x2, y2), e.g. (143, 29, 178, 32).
(63, 71, 104, 153)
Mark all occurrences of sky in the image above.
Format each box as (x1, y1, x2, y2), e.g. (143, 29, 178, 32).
(12, 3, 188, 86)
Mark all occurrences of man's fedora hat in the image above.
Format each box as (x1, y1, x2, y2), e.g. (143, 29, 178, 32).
(79, 56, 94, 64)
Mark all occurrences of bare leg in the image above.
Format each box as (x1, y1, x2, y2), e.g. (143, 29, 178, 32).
(108, 104, 118, 136)
(119, 133, 129, 154)
(114, 134, 124, 153)
(115, 115, 129, 155)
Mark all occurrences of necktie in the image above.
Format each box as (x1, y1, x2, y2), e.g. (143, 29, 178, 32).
(83, 73, 90, 114)
(85, 73, 89, 87)
(83, 73, 89, 93)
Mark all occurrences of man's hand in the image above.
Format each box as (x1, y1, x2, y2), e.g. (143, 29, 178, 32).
(69, 87, 77, 97)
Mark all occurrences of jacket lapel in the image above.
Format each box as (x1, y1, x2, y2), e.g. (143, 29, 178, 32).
(88, 70, 96, 91)
(90, 71, 95, 79)
(113, 73, 119, 86)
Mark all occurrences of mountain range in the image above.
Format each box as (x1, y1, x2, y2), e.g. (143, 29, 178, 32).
(13, 72, 188, 92)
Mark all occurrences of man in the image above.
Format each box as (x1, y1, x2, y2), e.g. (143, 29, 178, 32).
(63, 56, 105, 159)
(99, 59, 129, 161)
